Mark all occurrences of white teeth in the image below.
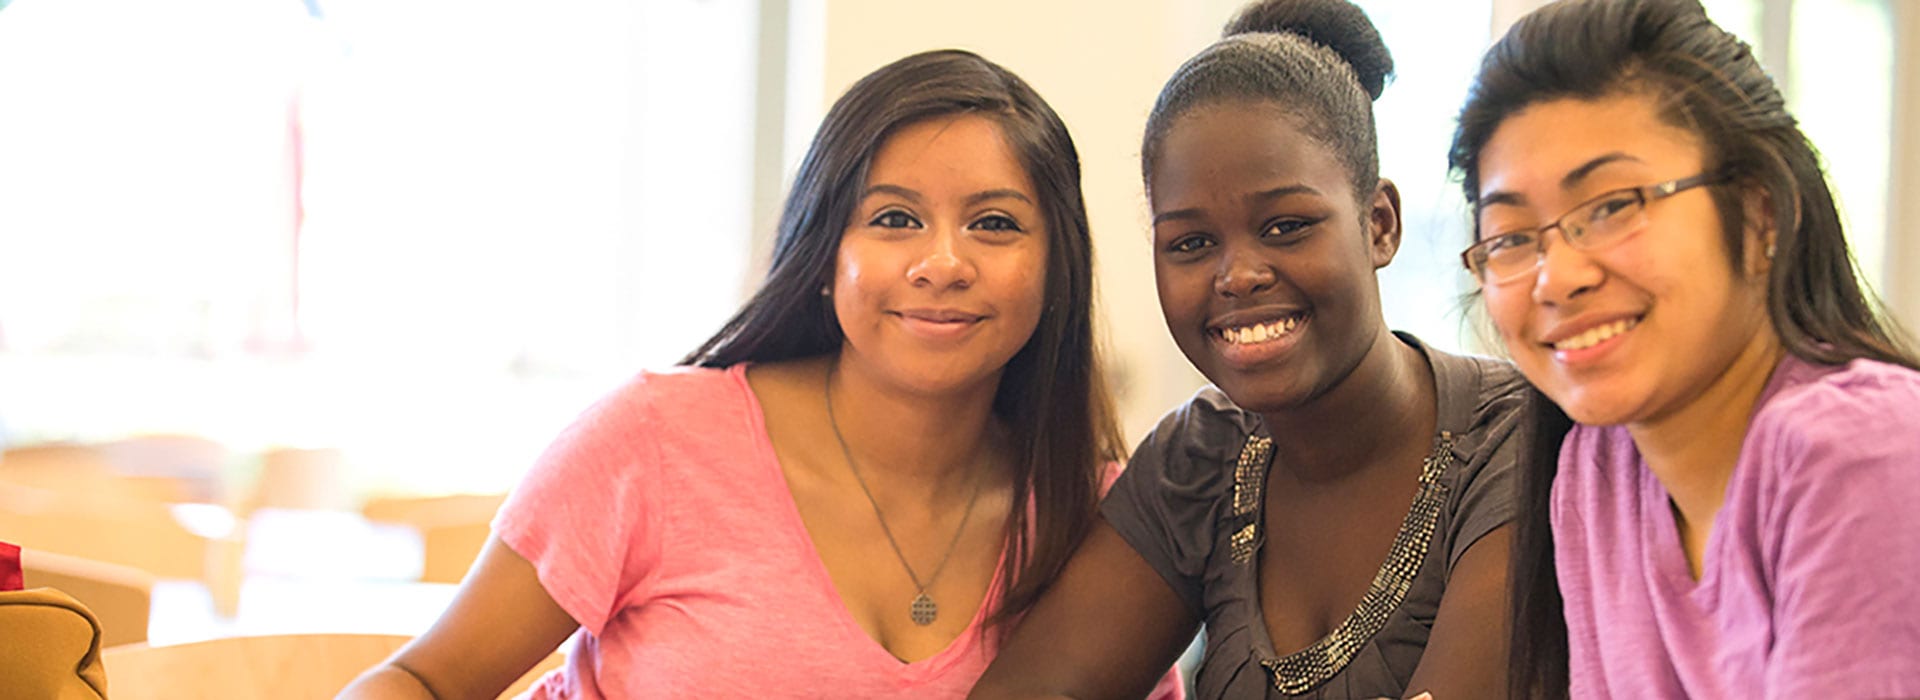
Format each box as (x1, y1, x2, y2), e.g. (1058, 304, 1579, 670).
(1555, 318, 1639, 351)
(1218, 316, 1303, 345)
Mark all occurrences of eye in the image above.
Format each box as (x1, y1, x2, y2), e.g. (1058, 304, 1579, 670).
(1165, 234, 1214, 256)
(1587, 192, 1642, 223)
(869, 209, 920, 229)
(1483, 231, 1537, 254)
(971, 214, 1023, 233)
(1261, 217, 1316, 240)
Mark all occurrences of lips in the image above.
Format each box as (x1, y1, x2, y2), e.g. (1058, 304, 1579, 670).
(1209, 310, 1309, 345)
(1204, 309, 1310, 368)
(891, 307, 988, 340)
(1213, 314, 1303, 345)
(1540, 314, 1643, 352)
(896, 308, 985, 324)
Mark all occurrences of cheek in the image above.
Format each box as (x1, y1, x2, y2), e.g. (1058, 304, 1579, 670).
(1008, 252, 1049, 319)
(830, 247, 887, 328)
(1152, 262, 1204, 327)
(833, 243, 884, 298)
(1481, 288, 1535, 346)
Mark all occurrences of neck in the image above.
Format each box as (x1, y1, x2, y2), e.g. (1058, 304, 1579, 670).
(825, 352, 1002, 496)
(1627, 325, 1785, 542)
(1259, 328, 1436, 481)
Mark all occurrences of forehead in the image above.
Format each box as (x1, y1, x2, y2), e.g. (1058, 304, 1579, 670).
(866, 114, 1033, 192)
(1476, 93, 1707, 202)
(1149, 101, 1352, 207)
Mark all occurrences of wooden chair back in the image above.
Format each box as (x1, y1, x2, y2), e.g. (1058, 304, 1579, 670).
(102, 633, 565, 699)
(21, 549, 155, 648)
(362, 493, 506, 584)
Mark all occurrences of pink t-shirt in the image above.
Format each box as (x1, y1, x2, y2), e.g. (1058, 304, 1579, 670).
(495, 364, 1182, 699)
(1554, 354, 1920, 699)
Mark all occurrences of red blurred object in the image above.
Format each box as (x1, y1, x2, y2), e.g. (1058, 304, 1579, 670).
(0, 541, 22, 591)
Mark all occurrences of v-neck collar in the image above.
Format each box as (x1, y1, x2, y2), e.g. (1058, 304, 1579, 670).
(728, 364, 1005, 677)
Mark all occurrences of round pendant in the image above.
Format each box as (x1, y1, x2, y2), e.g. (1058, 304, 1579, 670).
(910, 593, 937, 626)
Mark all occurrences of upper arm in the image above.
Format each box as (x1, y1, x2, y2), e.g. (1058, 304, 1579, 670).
(1762, 380, 1920, 699)
(1402, 525, 1511, 700)
(969, 518, 1198, 700)
(382, 536, 581, 699)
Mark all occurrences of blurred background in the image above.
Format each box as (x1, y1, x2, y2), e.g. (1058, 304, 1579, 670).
(0, 0, 1913, 665)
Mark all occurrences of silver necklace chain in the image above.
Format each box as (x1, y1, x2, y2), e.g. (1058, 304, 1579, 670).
(824, 365, 987, 626)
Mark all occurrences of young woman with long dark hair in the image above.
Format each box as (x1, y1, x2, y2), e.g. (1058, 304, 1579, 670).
(1450, 1, 1920, 696)
(343, 49, 1179, 699)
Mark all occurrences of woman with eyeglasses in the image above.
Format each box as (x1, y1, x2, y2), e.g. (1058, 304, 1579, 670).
(1451, 0, 1920, 697)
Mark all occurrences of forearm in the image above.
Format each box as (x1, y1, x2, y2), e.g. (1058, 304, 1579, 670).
(337, 664, 439, 699)
(966, 680, 1075, 700)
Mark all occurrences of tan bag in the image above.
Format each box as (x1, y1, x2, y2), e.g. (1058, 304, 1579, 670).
(0, 587, 111, 699)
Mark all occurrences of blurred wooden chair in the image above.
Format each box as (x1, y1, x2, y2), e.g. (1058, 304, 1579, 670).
(0, 483, 244, 617)
(102, 633, 566, 699)
(1, 442, 201, 504)
(0, 587, 110, 699)
(0, 443, 117, 491)
(98, 433, 230, 503)
(362, 493, 506, 584)
(21, 549, 155, 647)
(248, 447, 354, 512)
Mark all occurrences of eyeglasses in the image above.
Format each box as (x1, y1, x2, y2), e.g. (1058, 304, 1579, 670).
(1460, 172, 1727, 285)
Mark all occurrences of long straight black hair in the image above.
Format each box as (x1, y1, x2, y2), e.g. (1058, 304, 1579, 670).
(1447, 1, 1919, 696)
(682, 49, 1125, 630)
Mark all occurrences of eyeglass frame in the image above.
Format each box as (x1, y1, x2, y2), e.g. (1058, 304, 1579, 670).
(1459, 171, 1730, 285)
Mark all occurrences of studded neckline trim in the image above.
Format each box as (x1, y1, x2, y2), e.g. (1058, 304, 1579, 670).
(1226, 430, 1459, 695)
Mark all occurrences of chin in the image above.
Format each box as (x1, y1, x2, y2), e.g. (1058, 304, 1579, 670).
(1544, 383, 1645, 427)
(1208, 372, 1307, 415)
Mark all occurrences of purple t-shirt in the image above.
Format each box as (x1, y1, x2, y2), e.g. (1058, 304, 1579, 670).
(1554, 354, 1920, 699)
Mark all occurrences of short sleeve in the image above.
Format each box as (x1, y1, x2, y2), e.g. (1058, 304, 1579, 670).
(1436, 357, 1526, 573)
(1443, 438, 1517, 574)
(1441, 401, 1525, 574)
(1758, 367, 1920, 699)
(493, 373, 664, 638)
(1100, 390, 1246, 616)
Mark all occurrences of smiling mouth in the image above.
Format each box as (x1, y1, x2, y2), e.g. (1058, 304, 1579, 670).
(1552, 317, 1641, 351)
(896, 310, 985, 324)
(1214, 313, 1306, 345)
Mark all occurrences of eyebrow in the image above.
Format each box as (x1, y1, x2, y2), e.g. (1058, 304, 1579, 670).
(861, 184, 922, 204)
(1477, 152, 1643, 210)
(1151, 184, 1319, 226)
(859, 185, 1036, 209)
(965, 188, 1035, 208)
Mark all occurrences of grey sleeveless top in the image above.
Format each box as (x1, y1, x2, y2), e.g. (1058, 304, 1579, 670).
(1103, 333, 1527, 699)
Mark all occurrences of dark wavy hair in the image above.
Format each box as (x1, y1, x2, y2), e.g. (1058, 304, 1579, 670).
(681, 49, 1125, 631)
(1447, 1, 1919, 696)
(1141, 0, 1394, 207)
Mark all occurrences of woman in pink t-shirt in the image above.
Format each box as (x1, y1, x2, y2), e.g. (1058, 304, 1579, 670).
(1450, 1, 1920, 697)
(343, 49, 1180, 699)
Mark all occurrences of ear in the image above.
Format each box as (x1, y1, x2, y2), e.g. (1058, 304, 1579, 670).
(1367, 178, 1404, 269)
(1740, 185, 1777, 278)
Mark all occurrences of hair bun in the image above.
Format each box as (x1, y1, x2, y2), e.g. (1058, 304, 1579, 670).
(1223, 0, 1394, 100)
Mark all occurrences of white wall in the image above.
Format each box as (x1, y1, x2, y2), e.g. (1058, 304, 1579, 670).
(1889, 0, 1920, 337)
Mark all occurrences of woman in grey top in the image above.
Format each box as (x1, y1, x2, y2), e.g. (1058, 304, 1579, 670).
(970, 0, 1528, 698)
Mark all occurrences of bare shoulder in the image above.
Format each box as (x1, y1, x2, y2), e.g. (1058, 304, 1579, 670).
(745, 356, 830, 404)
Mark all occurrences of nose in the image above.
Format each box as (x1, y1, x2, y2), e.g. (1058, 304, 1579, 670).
(1530, 228, 1603, 305)
(1214, 245, 1277, 299)
(906, 227, 976, 290)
